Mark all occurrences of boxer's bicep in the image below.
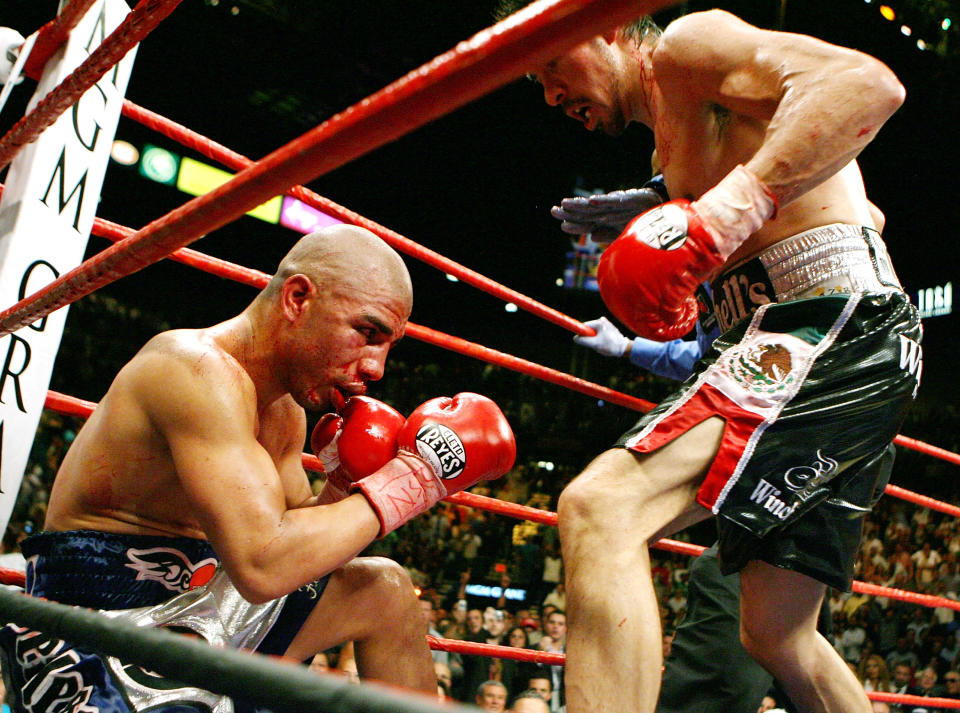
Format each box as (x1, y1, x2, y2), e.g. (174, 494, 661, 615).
(136, 350, 288, 570)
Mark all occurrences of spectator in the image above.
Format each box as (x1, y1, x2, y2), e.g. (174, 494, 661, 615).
(500, 626, 538, 701)
(422, 596, 463, 679)
(837, 611, 869, 664)
(458, 607, 496, 700)
(309, 653, 329, 673)
(540, 542, 563, 606)
(906, 609, 932, 647)
(665, 587, 687, 617)
(932, 581, 959, 627)
(859, 654, 895, 693)
(510, 691, 551, 713)
(893, 663, 915, 703)
(888, 637, 922, 673)
(662, 629, 675, 660)
(943, 671, 960, 700)
(526, 670, 554, 711)
(435, 662, 454, 697)
(757, 695, 778, 712)
(907, 667, 945, 711)
(542, 582, 566, 612)
(520, 615, 542, 648)
(538, 610, 565, 713)
(876, 607, 903, 655)
(484, 607, 507, 645)
(887, 541, 911, 577)
(477, 680, 508, 713)
(912, 542, 942, 588)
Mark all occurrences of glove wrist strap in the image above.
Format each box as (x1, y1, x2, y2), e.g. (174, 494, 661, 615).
(694, 165, 777, 260)
(353, 454, 447, 537)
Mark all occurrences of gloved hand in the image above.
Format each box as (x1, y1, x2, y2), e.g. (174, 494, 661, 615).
(311, 396, 405, 503)
(598, 165, 776, 341)
(573, 317, 631, 357)
(0, 28, 25, 86)
(352, 393, 516, 536)
(550, 186, 665, 242)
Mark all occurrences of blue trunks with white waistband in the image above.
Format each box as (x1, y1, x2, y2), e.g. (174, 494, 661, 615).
(0, 530, 329, 713)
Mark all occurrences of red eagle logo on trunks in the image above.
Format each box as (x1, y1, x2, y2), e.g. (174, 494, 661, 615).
(728, 343, 794, 394)
(124, 547, 219, 592)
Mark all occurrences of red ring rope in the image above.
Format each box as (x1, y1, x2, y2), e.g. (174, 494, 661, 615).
(7, 5, 957, 711)
(40, 390, 960, 613)
(0, 0, 677, 337)
(0, 0, 185, 172)
(119, 99, 595, 337)
(21, 0, 100, 80)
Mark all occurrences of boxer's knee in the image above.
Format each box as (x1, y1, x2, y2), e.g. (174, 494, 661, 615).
(340, 557, 415, 602)
(338, 557, 424, 632)
(558, 449, 656, 540)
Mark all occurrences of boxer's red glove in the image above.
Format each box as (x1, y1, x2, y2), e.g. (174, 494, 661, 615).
(352, 393, 516, 536)
(311, 396, 405, 504)
(598, 165, 776, 341)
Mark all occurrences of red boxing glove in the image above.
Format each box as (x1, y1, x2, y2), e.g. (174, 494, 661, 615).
(311, 396, 405, 503)
(599, 165, 776, 341)
(598, 199, 721, 342)
(353, 393, 516, 536)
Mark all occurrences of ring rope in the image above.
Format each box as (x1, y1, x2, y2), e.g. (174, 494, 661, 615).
(0, 568, 24, 587)
(100, 106, 960, 463)
(426, 636, 565, 666)
(6, 5, 955, 710)
(119, 98, 594, 337)
(869, 691, 960, 709)
(0, 586, 461, 713)
(2, 579, 952, 711)
(21, 0, 100, 80)
(15, 173, 950, 462)
(0, 0, 185, 173)
(890, 434, 960, 468)
(39, 390, 960, 615)
(0, 0, 678, 337)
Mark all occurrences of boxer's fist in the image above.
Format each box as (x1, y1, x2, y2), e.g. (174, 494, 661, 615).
(598, 166, 776, 341)
(311, 396, 404, 502)
(599, 199, 722, 341)
(399, 393, 516, 492)
(352, 393, 516, 536)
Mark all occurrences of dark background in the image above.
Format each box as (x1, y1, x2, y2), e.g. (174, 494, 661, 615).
(2, 0, 959, 486)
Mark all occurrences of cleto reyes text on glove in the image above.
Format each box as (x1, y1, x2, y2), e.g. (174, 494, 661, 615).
(352, 393, 516, 536)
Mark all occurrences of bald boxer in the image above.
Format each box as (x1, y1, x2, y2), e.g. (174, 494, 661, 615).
(0, 225, 516, 713)
(496, 5, 921, 713)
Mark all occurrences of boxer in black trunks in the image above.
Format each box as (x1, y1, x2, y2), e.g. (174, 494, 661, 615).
(0, 225, 517, 713)
(495, 4, 921, 712)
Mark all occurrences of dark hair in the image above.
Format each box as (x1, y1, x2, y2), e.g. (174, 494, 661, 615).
(528, 668, 552, 689)
(507, 625, 530, 647)
(493, 0, 660, 44)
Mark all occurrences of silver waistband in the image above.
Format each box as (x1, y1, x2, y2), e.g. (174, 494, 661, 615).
(724, 223, 902, 303)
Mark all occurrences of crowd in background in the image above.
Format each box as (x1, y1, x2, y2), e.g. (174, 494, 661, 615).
(3, 297, 960, 713)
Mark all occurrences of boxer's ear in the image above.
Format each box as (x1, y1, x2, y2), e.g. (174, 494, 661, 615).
(279, 273, 314, 322)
